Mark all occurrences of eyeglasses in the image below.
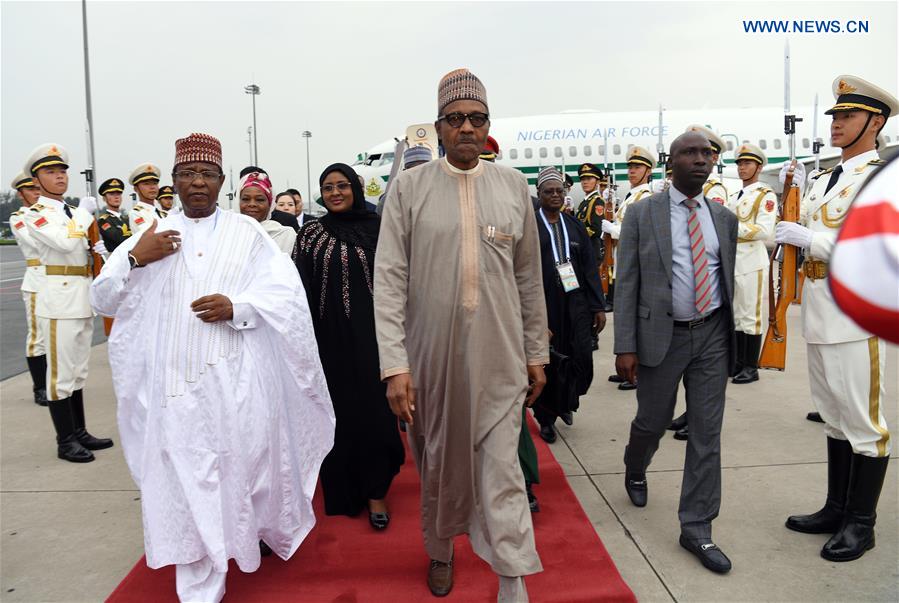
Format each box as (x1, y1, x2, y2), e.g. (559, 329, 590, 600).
(541, 187, 565, 197)
(174, 169, 221, 182)
(321, 182, 352, 194)
(438, 112, 490, 128)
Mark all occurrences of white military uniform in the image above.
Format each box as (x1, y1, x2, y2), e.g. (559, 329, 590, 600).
(10, 207, 46, 357)
(607, 181, 652, 277)
(703, 176, 728, 205)
(727, 182, 776, 334)
(800, 149, 889, 457)
(23, 197, 95, 401)
(129, 201, 163, 235)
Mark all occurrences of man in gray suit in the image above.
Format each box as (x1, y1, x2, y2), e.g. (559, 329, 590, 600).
(614, 131, 738, 574)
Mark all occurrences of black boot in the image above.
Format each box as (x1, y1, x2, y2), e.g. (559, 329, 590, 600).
(71, 390, 114, 450)
(26, 355, 48, 406)
(48, 398, 94, 463)
(733, 334, 761, 384)
(732, 331, 745, 377)
(786, 437, 851, 533)
(668, 412, 687, 431)
(821, 454, 889, 561)
(604, 284, 614, 312)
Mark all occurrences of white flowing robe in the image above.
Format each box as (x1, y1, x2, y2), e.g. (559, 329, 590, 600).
(91, 208, 335, 573)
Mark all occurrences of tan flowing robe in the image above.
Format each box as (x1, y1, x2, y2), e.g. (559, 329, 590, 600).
(374, 158, 548, 576)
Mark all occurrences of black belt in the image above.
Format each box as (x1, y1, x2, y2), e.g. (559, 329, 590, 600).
(674, 307, 721, 329)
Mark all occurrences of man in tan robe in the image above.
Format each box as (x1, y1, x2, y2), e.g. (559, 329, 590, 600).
(374, 69, 549, 602)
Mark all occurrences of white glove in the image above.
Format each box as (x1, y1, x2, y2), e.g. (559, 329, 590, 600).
(600, 220, 616, 235)
(775, 221, 813, 249)
(651, 180, 667, 194)
(79, 195, 98, 216)
(779, 162, 807, 194)
(91, 238, 108, 259)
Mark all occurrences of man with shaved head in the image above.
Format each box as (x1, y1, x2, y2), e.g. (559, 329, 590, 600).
(614, 131, 738, 573)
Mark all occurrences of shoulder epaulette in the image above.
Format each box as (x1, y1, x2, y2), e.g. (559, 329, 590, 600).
(868, 159, 886, 166)
(759, 186, 774, 194)
(29, 203, 44, 212)
(810, 167, 833, 180)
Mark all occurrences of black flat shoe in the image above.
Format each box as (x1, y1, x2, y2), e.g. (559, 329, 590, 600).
(673, 425, 689, 441)
(732, 367, 759, 384)
(539, 424, 556, 444)
(369, 511, 390, 530)
(618, 381, 637, 391)
(608, 374, 625, 383)
(806, 412, 825, 423)
(259, 540, 272, 556)
(625, 473, 647, 507)
(679, 535, 732, 573)
(560, 411, 574, 426)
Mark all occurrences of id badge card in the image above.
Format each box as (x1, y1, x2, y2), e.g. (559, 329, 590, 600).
(556, 261, 580, 292)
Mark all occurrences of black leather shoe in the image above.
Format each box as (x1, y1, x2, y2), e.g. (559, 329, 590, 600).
(618, 381, 637, 391)
(539, 424, 556, 444)
(369, 511, 390, 530)
(679, 535, 732, 573)
(625, 473, 647, 507)
(591, 336, 599, 351)
(71, 390, 114, 450)
(608, 374, 625, 383)
(673, 425, 689, 440)
(560, 411, 574, 426)
(34, 389, 48, 407)
(806, 412, 825, 423)
(259, 540, 273, 556)
(731, 367, 759, 384)
(668, 413, 687, 431)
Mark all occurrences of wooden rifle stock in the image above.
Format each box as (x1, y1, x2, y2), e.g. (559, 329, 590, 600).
(601, 194, 616, 294)
(87, 220, 113, 336)
(759, 168, 800, 370)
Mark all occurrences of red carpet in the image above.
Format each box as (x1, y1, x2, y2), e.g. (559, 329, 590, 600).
(107, 416, 635, 602)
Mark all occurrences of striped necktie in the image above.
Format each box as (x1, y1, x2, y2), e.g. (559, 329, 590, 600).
(684, 198, 712, 315)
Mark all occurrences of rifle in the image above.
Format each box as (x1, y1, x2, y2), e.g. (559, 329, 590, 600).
(759, 41, 803, 371)
(656, 105, 667, 189)
(601, 166, 615, 295)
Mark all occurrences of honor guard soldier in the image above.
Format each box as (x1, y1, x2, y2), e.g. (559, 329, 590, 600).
(685, 124, 728, 204)
(97, 178, 132, 253)
(128, 163, 162, 234)
(602, 146, 657, 391)
(22, 144, 113, 463)
(9, 172, 48, 406)
(576, 162, 607, 347)
(776, 75, 897, 562)
(727, 144, 775, 384)
(156, 184, 175, 216)
(575, 162, 606, 261)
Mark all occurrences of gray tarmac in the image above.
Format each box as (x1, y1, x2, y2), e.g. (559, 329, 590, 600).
(0, 305, 896, 602)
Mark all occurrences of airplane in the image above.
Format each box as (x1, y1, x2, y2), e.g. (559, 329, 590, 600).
(351, 106, 899, 205)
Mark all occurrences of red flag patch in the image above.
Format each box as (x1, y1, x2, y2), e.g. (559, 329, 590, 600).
(14, 221, 25, 230)
(101, 222, 111, 230)
(34, 216, 48, 228)
(766, 199, 775, 212)
(135, 217, 145, 225)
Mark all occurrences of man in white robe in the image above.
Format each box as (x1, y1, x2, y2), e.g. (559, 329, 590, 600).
(91, 133, 335, 603)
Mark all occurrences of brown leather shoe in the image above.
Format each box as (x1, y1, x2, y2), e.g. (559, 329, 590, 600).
(427, 558, 453, 597)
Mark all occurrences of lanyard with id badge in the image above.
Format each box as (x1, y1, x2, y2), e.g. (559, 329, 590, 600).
(539, 209, 580, 292)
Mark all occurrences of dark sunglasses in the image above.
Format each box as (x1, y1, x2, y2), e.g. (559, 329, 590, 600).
(438, 112, 490, 128)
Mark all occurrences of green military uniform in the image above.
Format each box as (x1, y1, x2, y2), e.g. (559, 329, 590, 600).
(575, 163, 606, 263)
(97, 178, 131, 253)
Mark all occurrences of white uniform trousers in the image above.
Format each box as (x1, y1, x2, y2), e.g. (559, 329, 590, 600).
(22, 291, 45, 357)
(733, 267, 767, 335)
(176, 558, 226, 603)
(39, 317, 93, 401)
(808, 337, 890, 458)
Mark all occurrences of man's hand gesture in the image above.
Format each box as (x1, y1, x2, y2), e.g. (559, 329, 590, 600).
(191, 294, 233, 323)
(131, 221, 181, 266)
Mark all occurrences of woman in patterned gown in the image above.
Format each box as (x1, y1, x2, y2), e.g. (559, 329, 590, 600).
(293, 163, 404, 530)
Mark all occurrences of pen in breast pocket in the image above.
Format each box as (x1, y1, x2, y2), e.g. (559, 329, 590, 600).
(488, 225, 496, 242)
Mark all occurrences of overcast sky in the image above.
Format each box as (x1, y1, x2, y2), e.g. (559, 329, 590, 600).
(2, 0, 896, 199)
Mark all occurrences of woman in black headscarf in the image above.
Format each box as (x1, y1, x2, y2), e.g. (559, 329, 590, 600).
(293, 163, 404, 529)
